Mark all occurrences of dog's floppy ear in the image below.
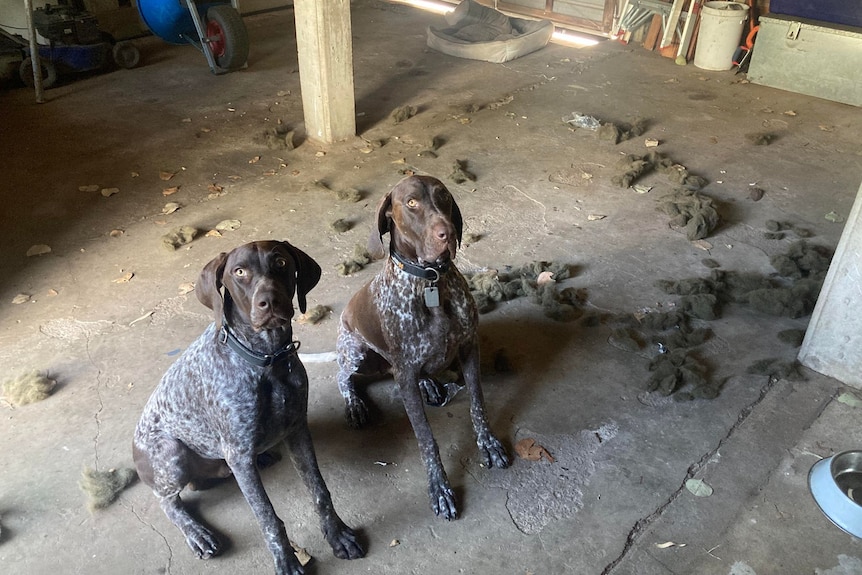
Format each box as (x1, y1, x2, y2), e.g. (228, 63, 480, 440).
(367, 191, 393, 260)
(284, 242, 322, 315)
(450, 197, 464, 247)
(197, 252, 228, 327)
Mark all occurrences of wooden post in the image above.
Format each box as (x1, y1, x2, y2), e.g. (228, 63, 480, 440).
(293, 0, 356, 144)
(24, 0, 44, 103)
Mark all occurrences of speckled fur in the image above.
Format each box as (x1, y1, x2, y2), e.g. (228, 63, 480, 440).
(133, 241, 364, 575)
(336, 176, 510, 521)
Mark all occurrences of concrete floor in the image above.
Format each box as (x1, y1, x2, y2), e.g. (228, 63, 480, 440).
(2, 2, 862, 574)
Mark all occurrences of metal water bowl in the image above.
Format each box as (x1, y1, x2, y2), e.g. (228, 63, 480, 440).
(809, 450, 862, 538)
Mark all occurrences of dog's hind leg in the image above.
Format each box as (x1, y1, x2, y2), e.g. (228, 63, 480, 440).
(284, 421, 366, 560)
(133, 436, 223, 559)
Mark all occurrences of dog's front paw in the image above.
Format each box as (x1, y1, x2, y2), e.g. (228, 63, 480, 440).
(429, 480, 458, 520)
(345, 397, 369, 429)
(324, 522, 366, 560)
(183, 522, 222, 559)
(479, 435, 511, 469)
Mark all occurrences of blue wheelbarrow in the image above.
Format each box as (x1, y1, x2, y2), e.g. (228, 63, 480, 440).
(136, 0, 249, 74)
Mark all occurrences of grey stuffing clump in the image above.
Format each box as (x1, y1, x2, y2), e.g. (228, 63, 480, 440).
(647, 349, 718, 400)
(391, 105, 418, 124)
(450, 159, 476, 184)
(611, 151, 708, 190)
(79, 466, 138, 511)
(162, 226, 198, 251)
(335, 244, 372, 276)
(2, 370, 56, 406)
(597, 118, 648, 144)
(657, 189, 720, 241)
(257, 124, 296, 150)
(464, 261, 582, 321)
(746, 358, 805, 381)
(654, 241, 831, 319)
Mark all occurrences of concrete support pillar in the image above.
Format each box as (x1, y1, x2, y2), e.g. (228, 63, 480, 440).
(799, 179, 862, 388)
(293, 0, 356, 144)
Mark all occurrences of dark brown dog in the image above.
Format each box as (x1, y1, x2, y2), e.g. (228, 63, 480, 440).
(336, 175, 510, 520)
(133, 240, 365, 575)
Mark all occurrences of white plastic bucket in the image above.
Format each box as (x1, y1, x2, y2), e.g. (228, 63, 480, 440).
(694, 1, 750, 70)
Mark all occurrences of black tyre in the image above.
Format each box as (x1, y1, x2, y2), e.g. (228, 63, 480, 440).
(19, 57, 57, 89)
(113, 41, 141, 69)
(205, 5, 249, 70)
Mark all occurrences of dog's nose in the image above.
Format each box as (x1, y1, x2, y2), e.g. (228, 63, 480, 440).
(433, 223, 450, 242)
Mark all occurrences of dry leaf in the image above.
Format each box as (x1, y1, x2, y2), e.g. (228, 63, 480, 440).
(79, 184, 99, 192)
(691, 239, 713, 251)
(315, 151, 326, 157)
(112, 272, 134, 284)
(819, 125, 834, 132)
(645, 138, 660, 148)
(12, 293, 31, 304)
(178, 282, 195, 295)
(208, 183, 224, 193)
(26, 244, 51, 257)
(162, 186, 180, 196)
(263, 169, 277, 176)
(514, 438, 555, 463)
(587, 214, 606, 221)
(392, 158, 406, 164)
(109, 229, 124, 237)
(289, 541, 312, 567)
(162, 202, 180, 215)
(47, 288, 58, 296)
(159, 171, 176, 181)
(131, 171, 140, 178)
(783, 110, 797, 116)
(632, 185, 652, 194)
(206, 230, 223, 238)
(227, 175, 242, 181)
(249, 156, 261, 164)
(101, 187, 119, 197)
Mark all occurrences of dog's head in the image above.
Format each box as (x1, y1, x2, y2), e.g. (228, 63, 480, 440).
(196, 240, 322, 331)
(368, 175, 463, 264)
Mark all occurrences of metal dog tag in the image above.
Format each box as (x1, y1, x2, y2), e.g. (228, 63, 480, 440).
(424, 286, 440, 308)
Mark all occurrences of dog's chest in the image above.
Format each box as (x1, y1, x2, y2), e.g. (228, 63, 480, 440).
(372, 267, 476, 366)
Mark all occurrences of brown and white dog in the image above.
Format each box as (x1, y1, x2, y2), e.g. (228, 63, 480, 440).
(336, 175, 510, 520)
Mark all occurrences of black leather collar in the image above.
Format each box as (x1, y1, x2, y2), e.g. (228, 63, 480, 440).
(390, 249, 450, 281)
(219, 291, 299, 368)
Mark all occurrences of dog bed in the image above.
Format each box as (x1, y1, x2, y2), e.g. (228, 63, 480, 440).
(426, 0, 554, 63)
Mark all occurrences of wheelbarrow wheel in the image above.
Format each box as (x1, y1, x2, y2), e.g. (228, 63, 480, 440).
(205, 5, 249, 70)
(20, 57, 57, 89)
(113, 41, 141, 69)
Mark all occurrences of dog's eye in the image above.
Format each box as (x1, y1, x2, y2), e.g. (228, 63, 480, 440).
(274, 257, 288, 268)
(406, 198, 418, 208)
(234, 267, 246, 277)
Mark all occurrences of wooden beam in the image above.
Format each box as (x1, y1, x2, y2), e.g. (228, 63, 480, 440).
(294, 0, 356, 144)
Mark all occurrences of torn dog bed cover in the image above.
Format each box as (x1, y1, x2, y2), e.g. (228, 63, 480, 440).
(427, 0, 554, 63)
